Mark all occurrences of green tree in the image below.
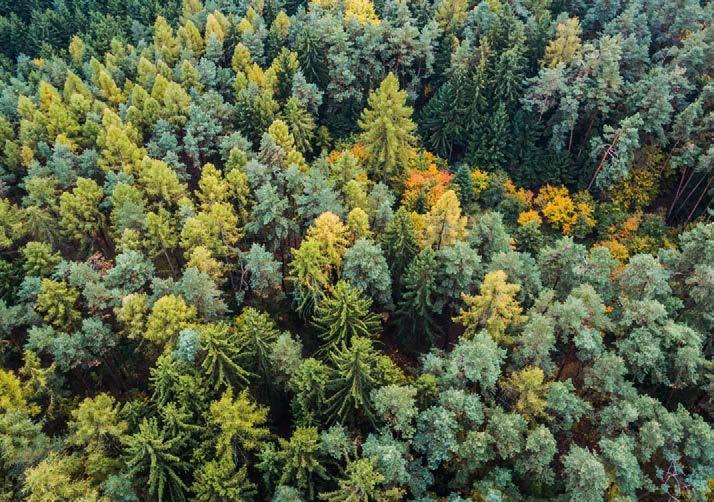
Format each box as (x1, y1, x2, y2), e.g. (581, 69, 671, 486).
(358, 73, 417, 183)
(313, 281, 381, 350)
(209, 388, 270, 461)
(381, 207, 418, 285)
(200, 322, 252, 391)
(244, 243, 283, 299)
(326, 336, 382, 425)
(342, 239, 392, 307)
(124, 418, 187, 502)
(320, 458, 402, 502)
(235, 308, 280, 381)
(396, 249, 440, 345)
(562, 446, 608, 502)
(276, 427, 328, 500)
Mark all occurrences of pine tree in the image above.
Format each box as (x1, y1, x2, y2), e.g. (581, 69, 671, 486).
(235, 307, 280, 381)
(342, 239, 392, 307)
(276, 427, 329, 500)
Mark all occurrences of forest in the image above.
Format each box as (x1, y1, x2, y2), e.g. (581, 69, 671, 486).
(0, 0, 712, 500)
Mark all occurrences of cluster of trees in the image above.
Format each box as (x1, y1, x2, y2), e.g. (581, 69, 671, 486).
(0, 0, 712, 500)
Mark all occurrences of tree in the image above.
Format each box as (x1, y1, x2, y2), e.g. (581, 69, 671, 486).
(235, 308, 280, 381)
(21, 242, 61, 277)
(177, 268, 227, 319)
(313, 281, 381, 350)
(326, 336, 382, 425)
(192, 462, 256, 501)
(244, 243, 283, 299)
(454, 270, 526, 345)
(22, 453, 98, 502)
(200, 322, 251, 391)
(381, 207, 419, 285)
(105, 250, 155, 293)
(289, 358, 330, 426)
(358, 73, 417, 183)
(341, 240, 392, 307)
(36, 279, 80, 329)
(209, 388, 270, 461)
(320, 458, 402, 502)
(414, 405, 459, 469)
(276, 427, 329, 500)
(590, 114, 643, 191)
(501, 367, 550, 423)
(145, 295, 197, 347)
(288, 239, 331, 318)
(422, 190, 468, 250)
(68, 393, 127, 481)
(434, 241, 481, 312)
(516, 425, 556, 485)
(562, 446, 609, 502)
(305, 212, 350, 270)
(446, 331, 506, 390)
(396, 249, 440, 345)
(346, 208, 372, 240)
(371, 385, 418, 438)
(59, 177, 105, 243)
(543, 17, 582, 67)
(124, 418, 187, 502)
(599, 434, 644, 496)
(469, 211, 512, 263)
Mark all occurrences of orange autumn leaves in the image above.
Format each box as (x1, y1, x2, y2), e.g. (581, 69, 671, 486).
(402, 160, 453, 211)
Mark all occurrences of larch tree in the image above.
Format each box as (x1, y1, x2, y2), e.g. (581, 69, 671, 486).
(358, 73, 417, 184)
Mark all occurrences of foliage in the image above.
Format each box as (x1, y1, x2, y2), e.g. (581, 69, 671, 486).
(0, 1, 711, 500)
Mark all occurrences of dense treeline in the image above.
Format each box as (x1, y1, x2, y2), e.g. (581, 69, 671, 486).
(0, 0, 712, 500)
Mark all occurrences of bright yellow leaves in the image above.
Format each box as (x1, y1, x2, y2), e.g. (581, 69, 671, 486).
(312, 0, 380, 25)
(533, 185, 596, 236)
(501, 367, 550, 422)
(422, 190, 468, 249)
(305, 212, 350, 269)
(344, 0, 380, 25)
(517, 210, 542, 226)
(504, 179, 534, 208)
(454, 270, 526, 345)
(543, 17, 582, 68)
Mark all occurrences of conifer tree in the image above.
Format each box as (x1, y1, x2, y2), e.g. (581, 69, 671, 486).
(358, 73, 417, 183)
(396, 249, 440, 345)
(312, 281, 381, 350)
(326, 337, 382, 425)
(124, 418, 187, 502)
